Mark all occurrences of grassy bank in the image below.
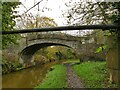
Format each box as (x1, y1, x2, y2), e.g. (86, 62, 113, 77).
(35, 64, 67, 88)
(34, 60, 120, 88)
(73, 61, 120, 88)
(73, 61, 107, 88)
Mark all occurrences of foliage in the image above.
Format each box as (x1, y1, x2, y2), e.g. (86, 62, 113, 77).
(2, 2, 21, 49)
(64, 1, 120, 38)
(64, 0, 120, 25)
(64, 1, 116, 25)
(109, 2, 120, 37)
(66, 1, 119, 25)
(2, 58, 23, 74)
(35, 64, 67, 88)
(63, 1, 120, 44)
(95, 45, 107, 53)
(35, 46, 77, 63)
(73, 61, 107, 88)
(110, 2, 120, 24)
(2, 51, 23, 74)
(34, 54, 49, 65)
(17, 14, 57, 29)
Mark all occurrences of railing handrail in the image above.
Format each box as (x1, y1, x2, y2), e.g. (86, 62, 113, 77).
(1, 24, 119, 35)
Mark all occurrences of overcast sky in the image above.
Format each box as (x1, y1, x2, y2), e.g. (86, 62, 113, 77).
(18, 0, 69, 26)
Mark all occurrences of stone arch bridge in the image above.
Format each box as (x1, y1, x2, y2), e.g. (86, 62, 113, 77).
(2, 24, 120, 83)
(19, 33, 93, 65)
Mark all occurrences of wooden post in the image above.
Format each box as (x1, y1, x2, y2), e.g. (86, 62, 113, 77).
(106, 31, 120, 83)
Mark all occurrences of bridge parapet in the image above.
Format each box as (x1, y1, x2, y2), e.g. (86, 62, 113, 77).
(27, 33, 84, 42)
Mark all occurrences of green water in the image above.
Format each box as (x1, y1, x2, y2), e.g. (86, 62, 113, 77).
(2, 62, 56, 88)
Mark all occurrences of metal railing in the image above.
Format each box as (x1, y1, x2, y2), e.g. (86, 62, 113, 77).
(1, 24, 119, 35)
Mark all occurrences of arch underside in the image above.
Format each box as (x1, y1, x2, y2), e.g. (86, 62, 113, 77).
(20, 43, 72, 63)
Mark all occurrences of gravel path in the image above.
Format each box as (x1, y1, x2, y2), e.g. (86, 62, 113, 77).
(65, 64, 84, 88)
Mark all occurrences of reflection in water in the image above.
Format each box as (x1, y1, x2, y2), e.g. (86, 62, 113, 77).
(2, 62, 56, 88)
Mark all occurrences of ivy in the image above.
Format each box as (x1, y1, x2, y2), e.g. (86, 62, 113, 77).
(2, 2, 21, 49)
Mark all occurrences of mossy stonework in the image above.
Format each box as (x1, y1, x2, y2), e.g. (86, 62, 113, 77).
(106, 33, 120, 83)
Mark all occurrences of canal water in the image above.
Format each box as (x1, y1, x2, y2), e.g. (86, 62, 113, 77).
(2, 62, 56, 88)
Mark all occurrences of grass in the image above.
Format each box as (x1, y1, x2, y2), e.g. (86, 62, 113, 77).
(34, 60, 120, 88)
(73, 61, 107, 88)
(35, 64, 67, 88)
(63, 59, 80, 63)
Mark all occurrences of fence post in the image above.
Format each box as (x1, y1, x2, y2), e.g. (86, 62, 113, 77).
(107, 33, 120, 83)
(106, 27, 120, 83)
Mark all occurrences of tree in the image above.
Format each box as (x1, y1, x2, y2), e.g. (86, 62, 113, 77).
(16, 14, 57, 29)
(63, 1, 120, 63)
(2, 2, 21, 49)
(64, 1, 118, 25)
(64, 1, 120, 50)
(16, 14, 58, 37)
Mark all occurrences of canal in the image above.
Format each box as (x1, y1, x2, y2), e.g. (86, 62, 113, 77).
(2, 62, 56, 88)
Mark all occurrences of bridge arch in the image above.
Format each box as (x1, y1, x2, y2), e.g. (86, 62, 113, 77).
(19, 42, 75, 65)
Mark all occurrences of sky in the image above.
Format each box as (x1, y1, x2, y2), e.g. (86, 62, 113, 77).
(18, 0, 68, 26)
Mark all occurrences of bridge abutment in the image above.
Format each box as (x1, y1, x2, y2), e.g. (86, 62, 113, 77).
(20, 54, 35, 67)
(106, 34, 120, 83)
